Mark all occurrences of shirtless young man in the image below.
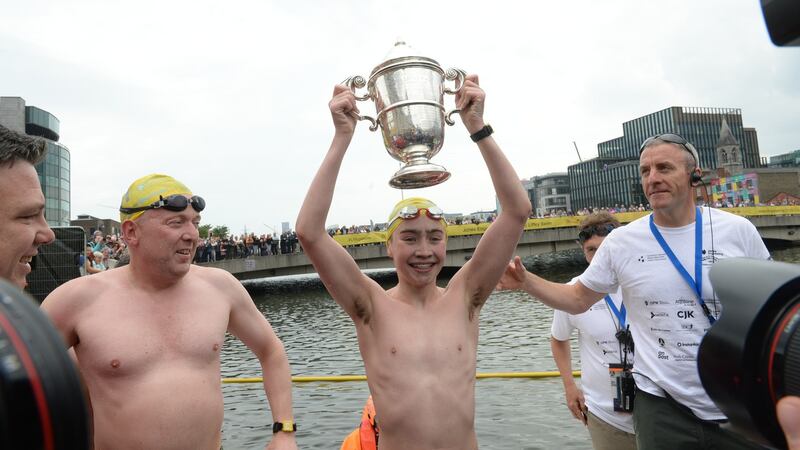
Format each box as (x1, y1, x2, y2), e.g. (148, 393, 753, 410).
(296, 75, 531, 449)
(41, 174, 297, 450)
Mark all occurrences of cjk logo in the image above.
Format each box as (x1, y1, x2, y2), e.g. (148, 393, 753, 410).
(677, 310, 695, 319)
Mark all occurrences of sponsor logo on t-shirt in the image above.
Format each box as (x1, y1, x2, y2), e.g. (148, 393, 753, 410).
(658, 337, 666, 347)
(675, 298, 695, 306)
(679, 323, 694, 331)
(677, 310, 696, 320)
(650, 311, 669, 319)
(676, 341, 699, 348)
(658, 351, 669, 360)
(702, 249, 723, 265)
(644, 299, 670, 306)
(638, 253, 667, 263)
(650, 327, 671, 332)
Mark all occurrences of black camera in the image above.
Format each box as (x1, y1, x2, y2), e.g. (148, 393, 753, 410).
(698, 258, 800, 449)
(761, 0, 800, 46)
(0, 280, 90, 449)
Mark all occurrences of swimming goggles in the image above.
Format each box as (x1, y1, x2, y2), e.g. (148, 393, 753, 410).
(119, 194, 206, 214)
(390, 205, 445, 223)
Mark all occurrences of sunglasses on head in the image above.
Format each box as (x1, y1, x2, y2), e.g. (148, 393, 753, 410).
(639, 133, 699, 163)
(391, 205, 444, 223)
(577, 223, 616, 245)
(119, 194, 206, 215)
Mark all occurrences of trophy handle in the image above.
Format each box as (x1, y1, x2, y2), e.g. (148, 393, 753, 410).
(443, 68, 466, 126)
(342, 75, 379, 131)
(443, 68, 467, 95)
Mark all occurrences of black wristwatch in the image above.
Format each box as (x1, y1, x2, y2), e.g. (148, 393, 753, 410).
(470, 124, 494, 143)
(272, 420, 297, 433)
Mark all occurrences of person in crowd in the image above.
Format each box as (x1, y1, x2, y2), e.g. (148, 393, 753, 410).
(496, 134, 770, 449)
(297, 75, 531, 449)
(0, 124, 55, 289)
(92, 250, 107, 271)
(84, 248, 102, 274)
(41, 173, 297, 450)
(499, 212, 636, 450)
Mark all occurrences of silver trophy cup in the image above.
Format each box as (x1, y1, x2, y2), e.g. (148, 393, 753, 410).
(345, 41, 466, 189)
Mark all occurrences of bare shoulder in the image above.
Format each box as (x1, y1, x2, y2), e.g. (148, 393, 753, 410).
(445, 264, 473, 295)
(42, 269, 119, 311)
(186, 265, 248, 303)
(187, 264, 240, 288)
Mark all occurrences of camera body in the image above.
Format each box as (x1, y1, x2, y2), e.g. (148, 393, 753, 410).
(699, 258, 800, 449)
(0, 280, 90, 449)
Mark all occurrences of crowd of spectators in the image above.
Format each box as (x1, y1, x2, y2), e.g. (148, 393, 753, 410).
(78, 198, 799, 270)
(193, 232, 300, 263)
(79, 230, 127, 275)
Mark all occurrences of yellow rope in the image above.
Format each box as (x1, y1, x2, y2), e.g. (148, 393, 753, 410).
(222, 371, 580, 384)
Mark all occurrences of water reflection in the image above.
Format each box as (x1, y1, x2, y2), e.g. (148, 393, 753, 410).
(221, 246, 800, 448)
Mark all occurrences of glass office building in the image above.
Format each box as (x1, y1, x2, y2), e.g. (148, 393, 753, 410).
(520, 173, 572, 216)
(769, 149, 800, 168)
(569, 106, 761, 211)
(28, 106, 71, 227)
(0, 99, 71, 227)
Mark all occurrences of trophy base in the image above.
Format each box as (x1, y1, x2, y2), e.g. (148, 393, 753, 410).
(389, 163, 451, 189)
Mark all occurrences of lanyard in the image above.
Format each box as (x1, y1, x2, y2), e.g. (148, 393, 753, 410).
(604, 295, 626, 330)
(649, 207, 715, 325)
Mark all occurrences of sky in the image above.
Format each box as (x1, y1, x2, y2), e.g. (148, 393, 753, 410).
(2, 0, 798, 236)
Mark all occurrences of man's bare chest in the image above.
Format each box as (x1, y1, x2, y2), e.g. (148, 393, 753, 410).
(75, 298, 229, 377)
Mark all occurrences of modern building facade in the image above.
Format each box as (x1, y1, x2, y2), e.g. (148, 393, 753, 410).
(0, 97, 71, 226)
(769, 149, 800, 168)
(517, 173, 572, 216)
(569, 106, 761, 211)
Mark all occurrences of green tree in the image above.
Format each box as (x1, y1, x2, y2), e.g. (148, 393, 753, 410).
(211, 225, 230, 239)
(198, 224, 212, 239)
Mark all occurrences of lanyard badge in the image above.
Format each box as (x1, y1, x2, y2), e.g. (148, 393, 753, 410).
(609, 362, 635, 412)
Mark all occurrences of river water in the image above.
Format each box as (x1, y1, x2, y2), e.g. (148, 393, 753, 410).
(220, 246, 800, 449)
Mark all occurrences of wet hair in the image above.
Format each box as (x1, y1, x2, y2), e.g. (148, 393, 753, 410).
(0, 124, 46, 168)
(578, 211, 621, 235)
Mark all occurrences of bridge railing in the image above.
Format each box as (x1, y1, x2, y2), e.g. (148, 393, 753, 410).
(332, 206, 800, 248)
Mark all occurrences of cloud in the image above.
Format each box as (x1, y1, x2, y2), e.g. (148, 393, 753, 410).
(1, 0, 797, 233)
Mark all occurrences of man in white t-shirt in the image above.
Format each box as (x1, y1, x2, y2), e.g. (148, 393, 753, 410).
(499, 134, 770, 449)
(501, 212, 636, 449)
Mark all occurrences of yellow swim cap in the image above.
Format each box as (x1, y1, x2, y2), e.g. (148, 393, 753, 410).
(385, 197, 446, 243)
(119, 174, 192, 222)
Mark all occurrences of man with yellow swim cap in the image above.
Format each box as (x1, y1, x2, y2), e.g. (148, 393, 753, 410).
(42, 174, 297, 450)
(298, 74, 531, 450)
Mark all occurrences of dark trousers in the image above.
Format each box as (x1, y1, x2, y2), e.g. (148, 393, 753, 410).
(633, 389, 765, 450)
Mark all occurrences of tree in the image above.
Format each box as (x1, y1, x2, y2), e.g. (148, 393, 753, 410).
(211, 225, 230, 240)
(198, 224, 212, 239)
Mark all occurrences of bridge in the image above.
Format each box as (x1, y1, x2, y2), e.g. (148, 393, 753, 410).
(203, 207, 800, 280)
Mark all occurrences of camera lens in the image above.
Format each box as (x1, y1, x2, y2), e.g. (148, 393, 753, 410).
(0, 280, 90, 450)
(699, 258, 800, 449)
(770, 302, 800, 402)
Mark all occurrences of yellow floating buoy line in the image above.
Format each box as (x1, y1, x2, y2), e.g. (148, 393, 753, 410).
(222, 370, 580, 384)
